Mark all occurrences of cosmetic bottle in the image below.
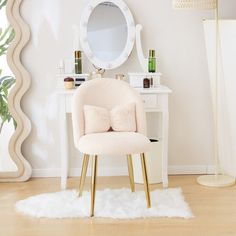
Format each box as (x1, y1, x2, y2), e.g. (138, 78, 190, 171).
(74, 51, 82, 74)
(148, 50, 156, 73)
(150, 77, 153, 88)
(143, 77, 150, 88)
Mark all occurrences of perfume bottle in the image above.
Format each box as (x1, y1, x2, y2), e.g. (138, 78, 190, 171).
(150, 77, 153, 88)
(143, 77, 150, 88)
(148, 49, 156, 73)
(74, 51, 82, 74)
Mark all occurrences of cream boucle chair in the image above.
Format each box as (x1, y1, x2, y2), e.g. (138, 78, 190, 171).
(72, 78, 151, 217)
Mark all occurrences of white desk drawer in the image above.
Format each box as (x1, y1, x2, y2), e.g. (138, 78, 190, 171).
(141, 94, 158, 109)
(65, 93, 160, 112)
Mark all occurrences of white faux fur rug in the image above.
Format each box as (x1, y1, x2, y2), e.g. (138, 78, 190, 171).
(15, 188, 193, 219)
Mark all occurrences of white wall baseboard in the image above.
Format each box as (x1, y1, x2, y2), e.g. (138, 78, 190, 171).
(32, 165, 215, 178)
(168, 165, 215, 175)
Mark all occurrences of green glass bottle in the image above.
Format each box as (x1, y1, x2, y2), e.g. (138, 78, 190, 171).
(75, 51, 82, 74)
(148, 49, 156, 73)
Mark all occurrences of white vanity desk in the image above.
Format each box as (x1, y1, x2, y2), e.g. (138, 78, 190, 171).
(58, 84, 172, 190)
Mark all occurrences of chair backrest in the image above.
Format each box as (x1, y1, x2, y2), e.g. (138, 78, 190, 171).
(72, 78, 147, 147)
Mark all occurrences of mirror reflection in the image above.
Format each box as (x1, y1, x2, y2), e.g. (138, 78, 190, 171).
(87, 2, 127, 62)
(0, 0, 17, 172)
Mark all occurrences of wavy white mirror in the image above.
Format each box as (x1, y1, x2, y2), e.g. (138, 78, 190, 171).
(0, 0, 31, 182)
(80, 0, 135, 70)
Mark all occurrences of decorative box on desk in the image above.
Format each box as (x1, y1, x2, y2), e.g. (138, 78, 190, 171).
(128, 72, 162, 88)
(56, 73, 90, 89)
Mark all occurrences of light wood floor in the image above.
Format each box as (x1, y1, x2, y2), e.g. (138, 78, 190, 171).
(0, 175, 236, 236)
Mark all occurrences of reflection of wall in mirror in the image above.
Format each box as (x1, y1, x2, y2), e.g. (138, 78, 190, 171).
(87, 3, 127, 62)
(88, 25, 127, 61)
(88, 4, 126, 30)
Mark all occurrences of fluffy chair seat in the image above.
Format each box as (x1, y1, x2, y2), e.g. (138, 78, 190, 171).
(78, 132, 151, 155)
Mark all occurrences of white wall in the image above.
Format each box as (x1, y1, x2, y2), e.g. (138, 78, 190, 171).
(20, 0, 236, 176)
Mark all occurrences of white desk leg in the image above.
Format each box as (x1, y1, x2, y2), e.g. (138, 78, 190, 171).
(162, 109, 169, 188)
(59, 96, 69, 190)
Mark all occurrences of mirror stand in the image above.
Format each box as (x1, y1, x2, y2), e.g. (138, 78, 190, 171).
(136, 24, 149, 73)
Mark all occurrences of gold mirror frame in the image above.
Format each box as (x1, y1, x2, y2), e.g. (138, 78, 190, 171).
(0, 0, 32, 182)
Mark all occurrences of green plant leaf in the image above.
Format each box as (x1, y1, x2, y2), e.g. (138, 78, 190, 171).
(13, 118, 17, 129)
(2, 86, 8, 96)
(0, 26, 14, 57)
(0, 26, 11, 42)
(0, 75, 12, 84)
(0, 94, 4, 106)
(0, 0, 7, 10)
(6, 29, 15, 44)
(0, 74, 16, 133)
(2, 77, 15, 89)
(0, 45, 7, 56)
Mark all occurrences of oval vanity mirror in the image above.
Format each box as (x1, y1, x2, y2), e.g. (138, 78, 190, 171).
(80, 0, 135, 70)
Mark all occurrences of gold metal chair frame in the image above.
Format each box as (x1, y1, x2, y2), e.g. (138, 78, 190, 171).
(78, 153, 151, 217)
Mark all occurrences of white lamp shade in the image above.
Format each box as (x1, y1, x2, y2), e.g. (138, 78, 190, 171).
(173, 0, 217, 9)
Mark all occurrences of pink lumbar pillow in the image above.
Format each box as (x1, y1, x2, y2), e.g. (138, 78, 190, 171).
(84, 103, 136, 134)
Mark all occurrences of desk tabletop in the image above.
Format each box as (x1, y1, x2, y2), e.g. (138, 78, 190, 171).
(57, 84, 172, 95)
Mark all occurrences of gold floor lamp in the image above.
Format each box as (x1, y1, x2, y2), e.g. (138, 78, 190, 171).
(173, 0, 235, 187)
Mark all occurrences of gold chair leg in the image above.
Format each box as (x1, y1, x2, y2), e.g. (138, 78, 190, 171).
(140, 153, 151, 208)
(78, 154, 90, 197)
(127, 154, 135, 192)
(90, 155, 98, 217)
